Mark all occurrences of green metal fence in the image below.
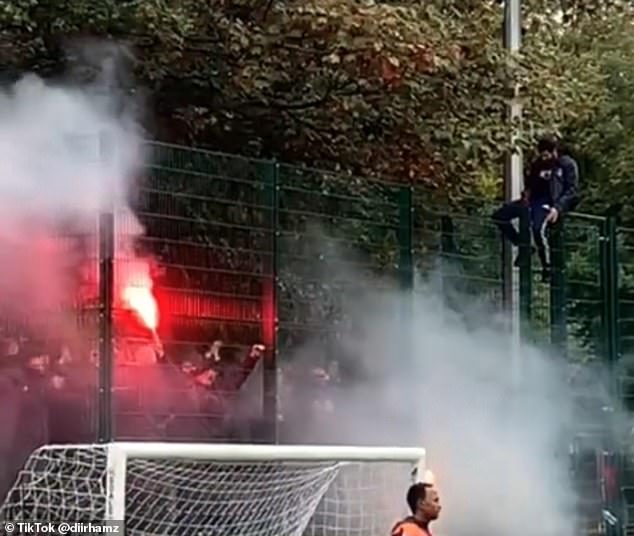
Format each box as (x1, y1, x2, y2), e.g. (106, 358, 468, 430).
(139, 142, 634, 367)
(135, 141, 634, 532)
(138, 142, 634, 367)
(3, 139, 634, 531)
(140, 144, 510, 378)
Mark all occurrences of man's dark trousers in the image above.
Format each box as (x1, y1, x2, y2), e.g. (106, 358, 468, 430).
(492, 199, 551, 269)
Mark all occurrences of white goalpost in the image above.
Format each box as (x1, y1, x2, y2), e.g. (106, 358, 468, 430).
(0, 442, 426, 536)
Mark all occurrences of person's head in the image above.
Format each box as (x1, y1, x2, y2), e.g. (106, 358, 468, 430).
(194, 368, 217, 387)
(50, 374, 66, 390)
(4, 338, 19, 357)
(180, 358, 199, 376)
(537, 135, 559, 163)
(20, 341, 50, 375)
(406, 483, 441, 522)
(311, 367, 330, 386)
(219, 344, 239, 363)
(58, 345, 72, 365)
(197, 344, 212, 360)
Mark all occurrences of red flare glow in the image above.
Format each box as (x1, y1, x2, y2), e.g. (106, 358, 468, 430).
(123, 285, 158, 331)
(120, 257, 159, 332)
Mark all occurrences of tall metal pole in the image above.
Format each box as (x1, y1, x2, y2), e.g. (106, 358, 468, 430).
(98, 131, 115, 443)
(98, 211, 115, 443)
(503, 0, 523, 384)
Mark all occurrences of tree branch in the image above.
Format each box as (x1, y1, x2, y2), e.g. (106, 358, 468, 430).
(260, 0, 275, 22)
(155, 72, 376, 115)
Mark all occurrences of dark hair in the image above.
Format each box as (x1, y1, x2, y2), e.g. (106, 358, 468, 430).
(537, 135, 559, 153)
(176, 351, 204, 369)
(219, 345, 240, 362)
(19, 340, 48, 360)
(406, 483, 433, 513)
(197, 344, 211, 355)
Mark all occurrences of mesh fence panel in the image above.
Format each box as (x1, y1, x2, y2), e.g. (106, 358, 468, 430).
(276, 164, 403, 362)
(514, 214, 604, 359)
(412, 200, 503, 310)
(115, 144, 275, 443)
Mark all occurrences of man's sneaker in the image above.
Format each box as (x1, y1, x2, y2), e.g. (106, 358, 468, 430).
(514, 247, 536, 267)
(541, 265, 552, 283)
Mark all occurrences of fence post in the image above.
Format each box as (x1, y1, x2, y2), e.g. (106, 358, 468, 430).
(550, 220, 567, 355)
(97, 132, 115, 444)
(262, 160, 280, 443)
(98, 212, 114, 443)
(398, 185, 414, 293)
(398, 185, 414, 381)
(518, 208, 532, 339)
(500, 208, 528, 377)
(439, 215, 456, 299)
(600, 216, 620, 384)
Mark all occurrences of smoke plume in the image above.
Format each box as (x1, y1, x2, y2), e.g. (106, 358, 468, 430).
(0, 62, 144, 337)
(286, 250, 578, 536)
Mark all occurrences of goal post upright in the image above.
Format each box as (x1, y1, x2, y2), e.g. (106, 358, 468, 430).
(105, 444, 127, 522)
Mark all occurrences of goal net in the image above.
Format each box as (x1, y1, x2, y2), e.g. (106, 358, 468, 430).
(0, 442, 426, 536)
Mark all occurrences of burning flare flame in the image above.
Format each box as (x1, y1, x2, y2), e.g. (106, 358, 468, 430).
(120, 258, 159, 332)
(123, 284, 158, 331)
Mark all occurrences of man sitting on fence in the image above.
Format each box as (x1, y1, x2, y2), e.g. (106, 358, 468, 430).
(492, 135, 580, 282)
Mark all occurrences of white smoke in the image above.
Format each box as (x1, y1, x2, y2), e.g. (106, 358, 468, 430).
(286, 259, 578, 536)
(0, 65, 144, 333)
(407, 287, 574, 535)
(0, 73, 141, 218)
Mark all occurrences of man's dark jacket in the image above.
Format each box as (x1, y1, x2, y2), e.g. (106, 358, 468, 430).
(525, 154, 580, 213)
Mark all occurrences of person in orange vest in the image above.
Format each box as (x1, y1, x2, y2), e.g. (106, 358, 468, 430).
(391, 482, 442, 536)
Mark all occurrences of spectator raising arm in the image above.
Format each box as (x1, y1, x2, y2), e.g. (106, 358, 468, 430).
(229, 344, 266, 391)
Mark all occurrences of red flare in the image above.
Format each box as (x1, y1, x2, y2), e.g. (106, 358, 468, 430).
(123, 284, 158, 331)
(120, 257, 159, 332)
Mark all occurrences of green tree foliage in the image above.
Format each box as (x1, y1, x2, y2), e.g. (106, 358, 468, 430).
(4, 0, 634, 367)
(543, 2, 634, 221)
(0, 0, 608, 200)
(528, 1, 634, 367)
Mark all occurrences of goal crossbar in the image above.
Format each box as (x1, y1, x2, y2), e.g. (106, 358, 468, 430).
(39, 442, 425, 462)
(106, 442, 426, 462)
